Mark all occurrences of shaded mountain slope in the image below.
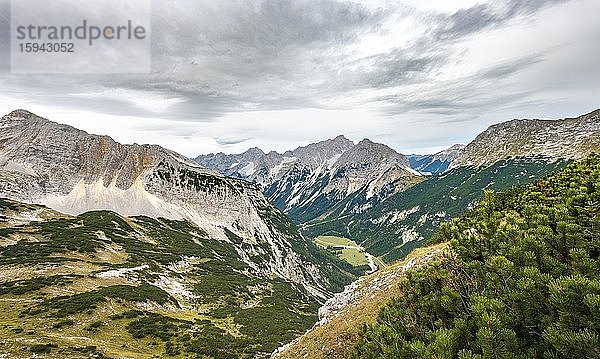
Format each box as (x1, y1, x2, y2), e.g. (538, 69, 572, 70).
(303, 157, 570, 262)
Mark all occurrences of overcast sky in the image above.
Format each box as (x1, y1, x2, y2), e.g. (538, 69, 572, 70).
(0, 0, 599, 156)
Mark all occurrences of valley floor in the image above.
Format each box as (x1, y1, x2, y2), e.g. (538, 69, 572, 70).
(314, 235, 383, 273)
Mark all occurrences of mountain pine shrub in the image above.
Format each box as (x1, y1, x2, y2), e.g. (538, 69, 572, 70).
(353, 154, 600, 358)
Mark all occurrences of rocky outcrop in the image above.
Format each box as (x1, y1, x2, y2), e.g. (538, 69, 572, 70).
(314, 243, 446, 327)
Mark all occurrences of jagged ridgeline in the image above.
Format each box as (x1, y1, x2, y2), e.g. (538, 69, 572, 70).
(0, 110, 362, 358)
(196, 136, 422, 225)
(353, 154, 600, 358)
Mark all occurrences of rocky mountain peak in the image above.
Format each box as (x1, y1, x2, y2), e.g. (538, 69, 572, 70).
(198, 135, 421, 223)
(283, 135, 354, 167)
(337, 139, 408, 167)
(244, 146, 265, 156)
(5, 109, 36, 120)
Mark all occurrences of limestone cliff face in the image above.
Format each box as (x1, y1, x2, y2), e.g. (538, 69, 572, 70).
(0, 110, 339, 299)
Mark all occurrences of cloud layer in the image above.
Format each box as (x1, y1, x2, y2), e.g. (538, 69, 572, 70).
(0, 0, 598, 156)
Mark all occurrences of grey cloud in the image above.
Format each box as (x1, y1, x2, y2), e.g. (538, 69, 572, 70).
(150, 0, 387, 73)
(433, 4, 499, 41)
(363, 54, 445, 88)
(216, 137, 253, 146)
(433, 0, 570, 41)
(479, 54, 545, 80)
(0, 0, 584, 127)
(0, 76, 201, 120)
(0, 0, 10, 72)
(379, 75, 540, 117)
(373, 49, 555, 118)
(0, 0, 389, 119)
(141, 0, 392, 108)
(214, 0, 383, 49)
(129, 0, 570, 114)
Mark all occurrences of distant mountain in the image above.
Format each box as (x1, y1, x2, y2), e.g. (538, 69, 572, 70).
(196, 136, 422, 223)
(406, 144, 465, 175)
(195, 135, 354, 188)
(450, 108, 600, 169)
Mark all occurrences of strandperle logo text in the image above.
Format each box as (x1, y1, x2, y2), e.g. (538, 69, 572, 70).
(10, 0, 151, 74)
(15, 20, 147, 46)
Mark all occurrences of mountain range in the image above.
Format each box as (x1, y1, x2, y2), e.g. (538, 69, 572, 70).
(196, 135, 422, 224)
(406, 144, 465, 175)
(0, 109, 356, 296)
(0, 108, 599, 358)
(450, 109, 600, 169)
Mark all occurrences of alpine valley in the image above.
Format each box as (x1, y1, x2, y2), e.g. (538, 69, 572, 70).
(0, 108, 599, 358)
(274, 108, 600, 359)
(0, 110, 360, 358)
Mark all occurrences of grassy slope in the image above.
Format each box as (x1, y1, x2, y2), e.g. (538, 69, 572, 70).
(339, 248, 368, 266)
(314, 236, 356, 247)
(277, 243, 448, 359)
(314, 236, 370, 268)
